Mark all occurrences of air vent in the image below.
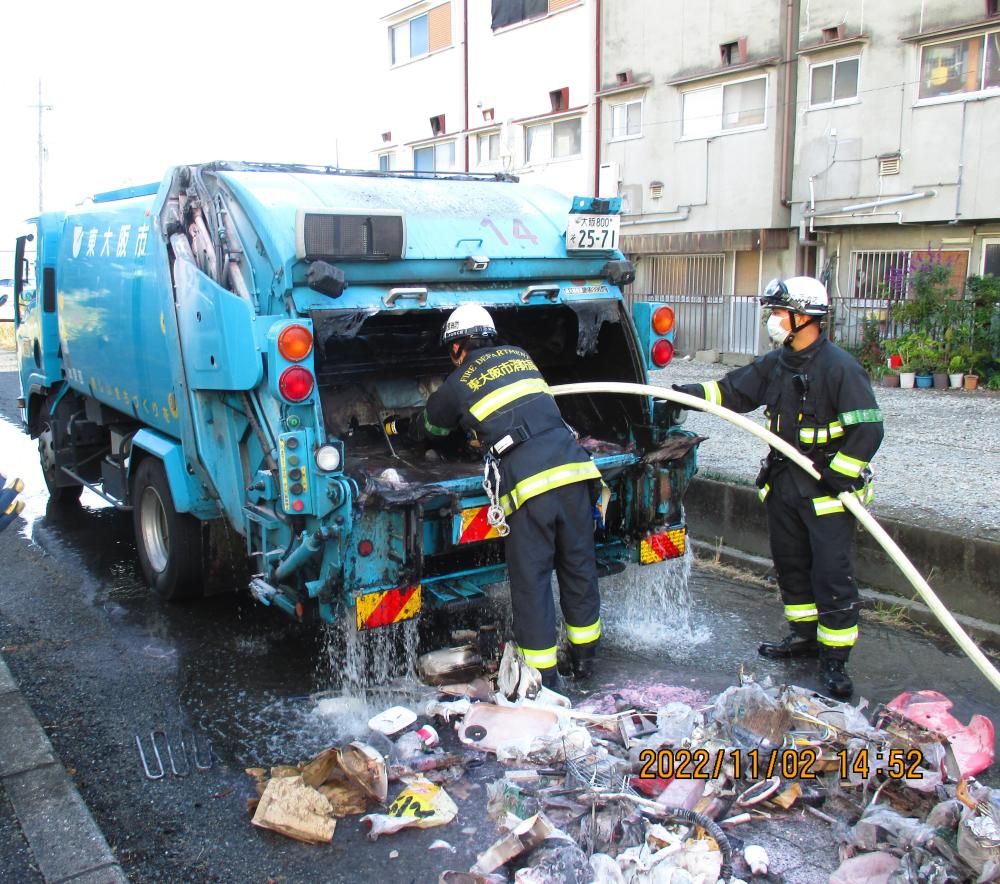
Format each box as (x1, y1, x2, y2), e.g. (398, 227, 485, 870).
(878, 155, 901, 176)
(649, 181, 664, 200)
(296, 210, 405, 262)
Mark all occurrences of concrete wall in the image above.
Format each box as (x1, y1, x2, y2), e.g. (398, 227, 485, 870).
(793, 0, 1000, 228)
(601, 0, 790, 232)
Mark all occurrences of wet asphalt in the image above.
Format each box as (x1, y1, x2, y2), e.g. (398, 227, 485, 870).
(0, 364, 998, 883)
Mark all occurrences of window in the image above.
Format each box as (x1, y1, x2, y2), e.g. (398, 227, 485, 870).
(610, 100, 642, 140)
(491, 0, 548, 30)
(810, 57, 860, 106)
(983, 239, 1000, 277)
(477, 132, 500, 165)
(850, 249, 969, 299)
(525, 117, 581, 163)
(681, 76, 766, 138)
(918, 30, 1000, 99)
(389, 4, 451, 64)
(378, 153, 393, 172)
(719, 39, 746, 66)
(413, 141, 455, 172)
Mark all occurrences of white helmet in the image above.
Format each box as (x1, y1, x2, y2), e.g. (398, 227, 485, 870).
(441, 304, 497, 345)
(759, 277, 829, 316)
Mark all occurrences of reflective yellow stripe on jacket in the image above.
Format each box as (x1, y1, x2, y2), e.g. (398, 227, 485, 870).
(500, 460, 602, 515)
(469, 378, 551, 421)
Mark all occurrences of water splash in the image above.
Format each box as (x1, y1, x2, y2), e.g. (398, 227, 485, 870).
(598, 548, 710, 658)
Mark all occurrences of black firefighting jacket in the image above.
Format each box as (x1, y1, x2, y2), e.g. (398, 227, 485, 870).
(677, 336, 884, 512)
(423, 345, 600, 516)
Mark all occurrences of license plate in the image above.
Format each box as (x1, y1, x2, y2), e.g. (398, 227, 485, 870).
(566, 213, 620, 251)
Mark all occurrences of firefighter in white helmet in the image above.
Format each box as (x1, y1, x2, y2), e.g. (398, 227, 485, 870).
(674, 277, 883, 699)
(418, 303, 603, 689)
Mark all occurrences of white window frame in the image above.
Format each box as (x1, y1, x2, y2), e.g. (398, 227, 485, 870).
(679, 74, 768, 141)
(915, 29, 1000, 106)
(476, 130, 501, 167)
(412, 139, 456, 172)
(808, 55, 861, 108)
(389, 12, 430, 66)
(609, 99, 643, 141)
(524, 116, 583, 165)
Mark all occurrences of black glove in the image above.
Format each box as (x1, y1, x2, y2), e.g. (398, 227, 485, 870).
(672, 383, 703, 399)
(819, 466, 864, 495)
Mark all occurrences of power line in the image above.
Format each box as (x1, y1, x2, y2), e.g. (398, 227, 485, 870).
(30, 80, 53, 213)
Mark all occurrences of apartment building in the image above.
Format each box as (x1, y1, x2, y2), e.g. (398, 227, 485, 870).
(791, 0, 1000, 317)
(369, 0, 598, 197)
(599, 0, 1000, 355)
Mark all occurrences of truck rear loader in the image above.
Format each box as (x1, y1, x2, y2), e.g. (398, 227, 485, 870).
(13, 162, 699, 630)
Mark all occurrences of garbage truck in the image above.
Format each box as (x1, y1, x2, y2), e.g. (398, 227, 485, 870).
(13, 161, 699, 628)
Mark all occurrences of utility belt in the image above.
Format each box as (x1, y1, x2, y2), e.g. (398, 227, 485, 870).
(487, 417, 574, 460)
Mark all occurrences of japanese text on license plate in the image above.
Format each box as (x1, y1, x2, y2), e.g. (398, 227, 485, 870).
(566, 214, 620, 251)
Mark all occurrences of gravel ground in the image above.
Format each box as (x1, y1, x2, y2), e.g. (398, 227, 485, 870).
(650, 359, 1000, 542)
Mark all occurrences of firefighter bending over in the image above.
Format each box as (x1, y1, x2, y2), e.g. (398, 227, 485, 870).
(674, 277, 883, 699)
(418, 304, 603, 689)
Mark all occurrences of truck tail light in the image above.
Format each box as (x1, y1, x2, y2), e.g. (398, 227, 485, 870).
(278, 324, 313, 361)
(652, 306, 674, 335)
(279, 366, 314, 402)
(651, 339, 674, 368)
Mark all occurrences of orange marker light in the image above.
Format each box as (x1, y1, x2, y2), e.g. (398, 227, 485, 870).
(652, 306, 675, 335)
(278, 324, 313, 362)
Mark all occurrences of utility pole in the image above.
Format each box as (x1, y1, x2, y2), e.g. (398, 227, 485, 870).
(33, 80, 53, 213)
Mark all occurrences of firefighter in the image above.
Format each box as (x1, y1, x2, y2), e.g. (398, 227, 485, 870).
(674, 277, 883, 698)
(418, 304, 603, 689)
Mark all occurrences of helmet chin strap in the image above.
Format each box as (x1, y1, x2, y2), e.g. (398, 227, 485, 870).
(786, 312, 818, 341)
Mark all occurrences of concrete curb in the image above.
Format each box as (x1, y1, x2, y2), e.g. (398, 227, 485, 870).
(0, 657, 126, 884)
(684, 475, 1000, 648)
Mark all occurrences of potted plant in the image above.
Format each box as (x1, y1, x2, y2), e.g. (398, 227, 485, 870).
(907, 334, 939, 388)
(948, 355, 965, 389)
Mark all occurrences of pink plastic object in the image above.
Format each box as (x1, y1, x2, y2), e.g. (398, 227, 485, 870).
(887, 690, 995, 778)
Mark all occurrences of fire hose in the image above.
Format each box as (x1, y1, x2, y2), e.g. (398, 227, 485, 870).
(550, 381, 1000, 695)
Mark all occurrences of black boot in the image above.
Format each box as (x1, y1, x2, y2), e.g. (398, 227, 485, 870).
(569, 642, 598, 682)
(819, 653, 854, 699)
(758, 632, 820, 659)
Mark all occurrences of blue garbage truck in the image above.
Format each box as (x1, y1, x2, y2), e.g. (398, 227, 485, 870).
(13, 162, 698, 628)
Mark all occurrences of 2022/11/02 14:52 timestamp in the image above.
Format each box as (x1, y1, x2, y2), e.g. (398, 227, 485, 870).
(636, 747, 925, 781)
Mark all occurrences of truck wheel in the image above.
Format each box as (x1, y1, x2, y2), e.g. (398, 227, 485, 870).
(38, 420, 83, 505)
(132, 457, 203, 600)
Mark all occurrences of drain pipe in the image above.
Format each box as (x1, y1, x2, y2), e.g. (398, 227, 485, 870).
(551, 381, 1000, 694)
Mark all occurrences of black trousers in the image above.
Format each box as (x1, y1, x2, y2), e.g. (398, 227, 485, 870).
(765, 468, 860, 660)
(504, 480, 601, 670)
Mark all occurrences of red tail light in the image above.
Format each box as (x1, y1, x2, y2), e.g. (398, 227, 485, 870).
(279, 366, 314, 401)
(278, 324, 313, 362)
(651, 339, 674, 367)
(652, 306, 675, 335)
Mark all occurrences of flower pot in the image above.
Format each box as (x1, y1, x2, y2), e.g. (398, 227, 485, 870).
(964, 374, 979, 391)
(899, 371, 916, 389)
(915, 373, 933, 389)
(933, 372, 949, 390)
(949, 372, 964, 388)
(882, 373, 901, 388)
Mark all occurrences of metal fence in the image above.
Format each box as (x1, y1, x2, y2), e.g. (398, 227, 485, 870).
(628, 292, 763, 356)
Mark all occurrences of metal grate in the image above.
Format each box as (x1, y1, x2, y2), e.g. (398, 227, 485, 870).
(878, 155, 901, 176)
(635, 254, 726, 297)
(849, 250, 910, 299)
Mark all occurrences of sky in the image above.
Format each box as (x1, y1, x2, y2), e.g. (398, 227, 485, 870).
(0, 1, 379, 255)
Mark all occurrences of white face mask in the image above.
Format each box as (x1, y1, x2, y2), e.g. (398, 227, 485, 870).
(766, 313, 791, 346)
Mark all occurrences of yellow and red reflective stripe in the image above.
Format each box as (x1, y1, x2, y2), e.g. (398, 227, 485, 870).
(458, 506, 502, 544)
(355, 585, 422, 629)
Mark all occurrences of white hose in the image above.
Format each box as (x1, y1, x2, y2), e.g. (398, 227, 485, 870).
(551, 381, 1000, 694)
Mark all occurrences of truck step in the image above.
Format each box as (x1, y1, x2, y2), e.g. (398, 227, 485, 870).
(423, 579, 487, 610)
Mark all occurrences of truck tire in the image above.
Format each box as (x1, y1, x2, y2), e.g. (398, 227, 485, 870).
(132, 457, 203, 600)
(38, 419, 83, 505)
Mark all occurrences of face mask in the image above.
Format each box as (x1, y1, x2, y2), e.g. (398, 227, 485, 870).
(766, 313, 790, 346)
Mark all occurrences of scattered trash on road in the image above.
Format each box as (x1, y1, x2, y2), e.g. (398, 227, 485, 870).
(245, 648, 997, 882)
